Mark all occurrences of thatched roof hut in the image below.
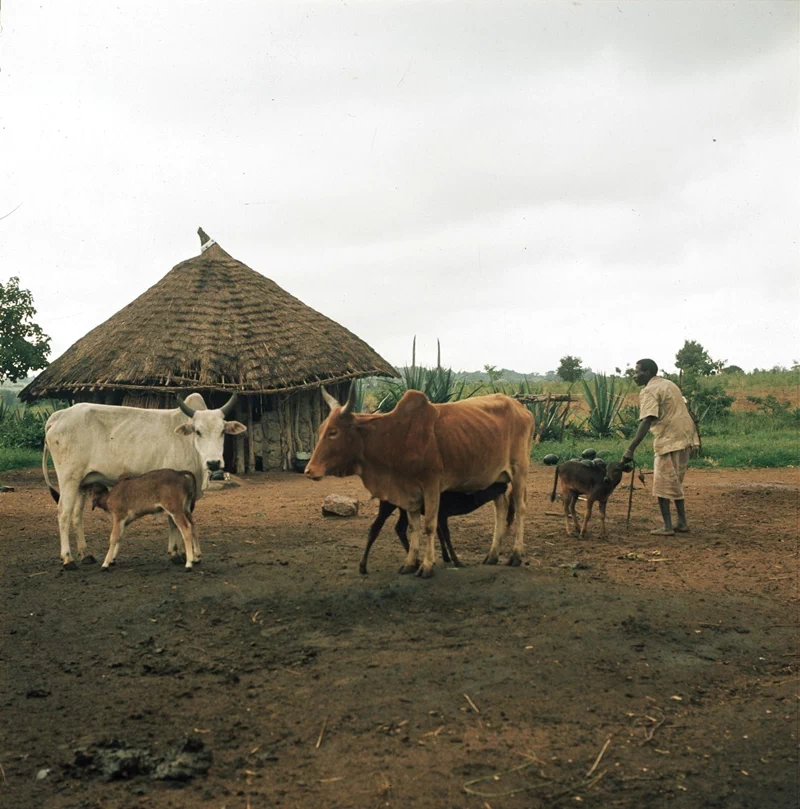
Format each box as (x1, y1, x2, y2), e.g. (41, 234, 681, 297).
(21, 229, 396, 471)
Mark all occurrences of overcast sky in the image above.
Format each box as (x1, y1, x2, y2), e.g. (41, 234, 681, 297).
(1, 1, 797, 377)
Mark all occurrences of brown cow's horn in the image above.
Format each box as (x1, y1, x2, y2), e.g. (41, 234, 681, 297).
(321, 387, 339, 411)
(220, 393, 238, 417)
(340, 382, 357, 416)
(176, 394, 196, 418)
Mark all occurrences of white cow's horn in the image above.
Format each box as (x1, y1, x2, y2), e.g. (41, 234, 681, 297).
(220, 393, 238, 417)
(176, 394, 196, 418)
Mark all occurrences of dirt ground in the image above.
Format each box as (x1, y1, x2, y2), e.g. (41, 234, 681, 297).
(0, 464, 797, 809)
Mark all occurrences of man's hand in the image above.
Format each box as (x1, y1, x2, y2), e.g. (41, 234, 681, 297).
(622, 449, 634, 462)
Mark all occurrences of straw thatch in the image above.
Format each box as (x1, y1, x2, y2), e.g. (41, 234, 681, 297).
(20, 230, 396, 401)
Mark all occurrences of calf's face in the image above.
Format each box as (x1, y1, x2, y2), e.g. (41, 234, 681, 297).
(89, 484, 110, 512)
(603, 460, 633, 487)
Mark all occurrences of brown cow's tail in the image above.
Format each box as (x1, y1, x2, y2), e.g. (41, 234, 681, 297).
(42, 442, 59, 504)
(550, 466, 559, 502)
(181, 471, 198, 513)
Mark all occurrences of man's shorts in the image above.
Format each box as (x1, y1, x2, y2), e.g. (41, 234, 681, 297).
(653, 447, 691, 500)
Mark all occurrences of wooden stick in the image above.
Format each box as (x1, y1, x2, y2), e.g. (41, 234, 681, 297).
(626, 461, 636, 530)
(316, 717, 328, 749)
(463, 693, 480, 713)
(586, 737, 612, 778)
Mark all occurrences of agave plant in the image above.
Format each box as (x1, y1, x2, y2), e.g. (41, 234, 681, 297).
(375, 337, 481, 412)
(581, 373, 629, 438)
(514, 379, 573, 442)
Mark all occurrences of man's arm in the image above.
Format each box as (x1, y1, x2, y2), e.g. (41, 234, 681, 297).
(622, 416, 657, 461)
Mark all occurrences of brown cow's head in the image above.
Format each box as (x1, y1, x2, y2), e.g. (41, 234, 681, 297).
(304, 384, 362, 481)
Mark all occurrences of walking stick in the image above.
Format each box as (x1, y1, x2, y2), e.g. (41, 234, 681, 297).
(626, 460, 636, 531)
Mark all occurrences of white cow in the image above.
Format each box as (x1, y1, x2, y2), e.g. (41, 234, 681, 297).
(42, 392, 246, 568)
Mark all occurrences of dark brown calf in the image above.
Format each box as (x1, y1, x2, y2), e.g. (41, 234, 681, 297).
(86, 469, 198, 570)
(359, 482, 513, 575)
(550, 460, 631, 538)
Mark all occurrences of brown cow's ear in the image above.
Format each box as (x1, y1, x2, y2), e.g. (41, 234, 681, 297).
(175, 424, 194, 436)
(224, 421, 247, 435)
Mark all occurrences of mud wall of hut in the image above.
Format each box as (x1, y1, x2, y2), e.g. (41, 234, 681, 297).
(72, 384, 349, 473)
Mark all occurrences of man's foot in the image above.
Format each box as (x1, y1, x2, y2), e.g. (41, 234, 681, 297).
(674, 525, 690, 533)
(650, 527, 675, 536)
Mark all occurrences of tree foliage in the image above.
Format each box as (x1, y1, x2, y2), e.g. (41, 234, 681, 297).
(0, 277, 51, 383)
(557, 355, 584, 382)
(675, 339, 724, 377)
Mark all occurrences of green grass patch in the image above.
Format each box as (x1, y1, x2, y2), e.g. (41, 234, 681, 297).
(0, 447, 43, 473)
(534, 427, 798, 470)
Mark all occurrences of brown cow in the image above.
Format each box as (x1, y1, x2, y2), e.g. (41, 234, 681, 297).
(305, 386, 534, 578)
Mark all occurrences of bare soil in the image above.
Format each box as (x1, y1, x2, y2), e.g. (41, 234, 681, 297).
(1, 465, 798, 809)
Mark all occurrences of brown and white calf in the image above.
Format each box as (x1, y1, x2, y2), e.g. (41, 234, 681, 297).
(86, 469, 198, 570)
(550, 460, 632, 538)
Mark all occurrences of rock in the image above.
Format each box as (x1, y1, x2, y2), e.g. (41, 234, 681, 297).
(322, 495, 359, 517)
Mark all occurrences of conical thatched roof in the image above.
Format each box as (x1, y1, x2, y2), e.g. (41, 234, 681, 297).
(21, 230, 396, 400)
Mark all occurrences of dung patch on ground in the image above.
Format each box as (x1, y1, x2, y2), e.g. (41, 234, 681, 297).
(68, 736, 211, 782)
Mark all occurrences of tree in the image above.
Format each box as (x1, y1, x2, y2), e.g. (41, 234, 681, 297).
(0, 277, 51, 383)
(557, 355, 584, 382)
(483, 364, 504, 390)
(675, 339, 724, 377)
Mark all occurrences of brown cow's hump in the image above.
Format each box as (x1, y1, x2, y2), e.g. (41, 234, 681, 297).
(395, 389, 434, 413)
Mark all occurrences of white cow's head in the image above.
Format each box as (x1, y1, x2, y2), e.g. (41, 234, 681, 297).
(174, 393, 246, 472)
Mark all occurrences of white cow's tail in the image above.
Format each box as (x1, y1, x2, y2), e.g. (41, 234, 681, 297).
(42, 441, 60, 504)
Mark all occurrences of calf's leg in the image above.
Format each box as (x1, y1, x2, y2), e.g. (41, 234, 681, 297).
(166, 515, 184, 564)
(102, 519, 125, 569)
(579, 497, 595, 538)
(598, 499, 608, 538)
(359, 501, 397, 575)
(170, 512, 195, 570)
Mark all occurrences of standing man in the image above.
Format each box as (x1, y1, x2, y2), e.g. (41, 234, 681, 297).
(623, 359, 699, 536)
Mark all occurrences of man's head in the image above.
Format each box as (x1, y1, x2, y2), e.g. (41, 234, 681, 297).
(633, 359, 658, 387)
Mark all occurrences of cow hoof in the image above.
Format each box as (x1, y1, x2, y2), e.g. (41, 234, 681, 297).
(63, 561, 78, 571)
(358, 564, 368, 576)
(169, 555, 184, 566)
(398, 563, 419, 575)
(452, 559, 465, 568)
(82, 555, 96, 565)
(482, 555, 499, 566)
(506, 552, 522, 567)
(101, 565, 111, 573)
(415, 566, 434, 579)
(184, 566, 193, 573)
